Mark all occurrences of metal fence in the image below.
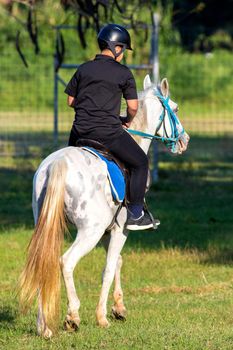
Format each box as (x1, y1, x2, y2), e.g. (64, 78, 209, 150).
(0, 24, 232, 167)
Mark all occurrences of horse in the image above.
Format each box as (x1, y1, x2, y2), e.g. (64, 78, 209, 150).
(19, 74, 190, 338)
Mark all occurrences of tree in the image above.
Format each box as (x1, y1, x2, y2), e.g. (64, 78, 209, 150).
(1, 0, 156, 66)
(170, 0, 233, 51)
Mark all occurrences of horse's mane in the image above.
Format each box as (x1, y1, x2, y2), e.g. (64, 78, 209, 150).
(129, 89, 150, 143)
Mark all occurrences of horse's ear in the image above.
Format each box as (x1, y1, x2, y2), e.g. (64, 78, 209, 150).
(143, 74, 152, 90)
(160, 78, 169, 97)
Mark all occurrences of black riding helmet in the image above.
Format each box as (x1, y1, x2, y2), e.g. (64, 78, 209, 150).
(97, 23, 132, 59)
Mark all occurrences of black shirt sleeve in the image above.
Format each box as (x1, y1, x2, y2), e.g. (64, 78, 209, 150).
(64, 70, 80, 97)
(122, 69, 138, 100)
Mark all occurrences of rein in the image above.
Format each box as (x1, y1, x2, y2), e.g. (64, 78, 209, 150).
(127, 89, 184, 148)
(127, 129, 178, 142)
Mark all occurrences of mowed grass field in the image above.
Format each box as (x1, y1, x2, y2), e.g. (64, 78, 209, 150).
(0, 137, 233, 350)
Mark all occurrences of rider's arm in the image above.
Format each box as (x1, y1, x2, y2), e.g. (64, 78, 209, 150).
(67, 95, 76, 108)
(64, 69, 80, 106)
(126, 99, 138, 120)
(123, 99, 138, 127)
(121, 69, 138, 127)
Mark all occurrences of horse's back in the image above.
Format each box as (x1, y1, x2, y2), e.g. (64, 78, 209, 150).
(32, 146, 114, 227)
(34, 146, 108, 191)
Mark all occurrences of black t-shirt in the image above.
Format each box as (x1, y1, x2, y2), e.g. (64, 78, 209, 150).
(64, 54, 137, 140)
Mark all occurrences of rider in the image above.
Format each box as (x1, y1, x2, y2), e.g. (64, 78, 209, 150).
(65, 23, 156, 231)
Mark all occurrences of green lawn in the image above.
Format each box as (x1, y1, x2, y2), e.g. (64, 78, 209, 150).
(1, 140, 233, 349)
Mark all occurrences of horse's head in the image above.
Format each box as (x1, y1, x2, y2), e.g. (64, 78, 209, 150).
(142, 74, 190, 154)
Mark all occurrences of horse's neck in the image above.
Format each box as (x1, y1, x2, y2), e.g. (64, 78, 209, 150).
(130, 98, 159, 154)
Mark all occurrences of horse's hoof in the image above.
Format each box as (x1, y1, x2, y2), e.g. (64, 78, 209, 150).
(44, 328, 53, 339)
(64, 315, 80, 332)
(97, 317, 110, 328)
(37, 325, 53, 339)
(40, 327, 53, 339)
(111, 306, 127, 321)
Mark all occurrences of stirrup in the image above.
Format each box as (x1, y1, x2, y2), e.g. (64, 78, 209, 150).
(143, 202, 160, 229)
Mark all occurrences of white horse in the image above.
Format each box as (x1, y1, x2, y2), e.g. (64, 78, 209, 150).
(19, 75, 189, 338)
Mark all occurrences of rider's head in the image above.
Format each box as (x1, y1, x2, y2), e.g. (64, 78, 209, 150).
(97, 23, 132, 62)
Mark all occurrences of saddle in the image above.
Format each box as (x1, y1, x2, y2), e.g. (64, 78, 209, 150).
(76, 139, 130, 203)
(75, 139, 156, 230)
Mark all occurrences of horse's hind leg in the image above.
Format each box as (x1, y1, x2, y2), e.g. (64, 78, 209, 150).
(37, 295, 53, 338)
(102, 236, 127, 321)
(61, 227, 104, 332)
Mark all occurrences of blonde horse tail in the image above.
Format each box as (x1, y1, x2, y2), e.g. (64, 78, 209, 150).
(19, 157, 68, 330)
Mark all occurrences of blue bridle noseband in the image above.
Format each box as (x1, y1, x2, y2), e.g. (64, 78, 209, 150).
(127, 88, 184, 151)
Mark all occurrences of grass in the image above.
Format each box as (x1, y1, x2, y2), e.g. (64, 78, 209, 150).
(1, 231, 233, 350)
(0, 136, 233, 349)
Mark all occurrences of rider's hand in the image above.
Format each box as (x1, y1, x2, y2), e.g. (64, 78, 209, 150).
(122, 121, 131, 129)
(119, 116, 131, 129)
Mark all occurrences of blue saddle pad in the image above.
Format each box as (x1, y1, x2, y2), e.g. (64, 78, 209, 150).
(82, 147, 126, 203)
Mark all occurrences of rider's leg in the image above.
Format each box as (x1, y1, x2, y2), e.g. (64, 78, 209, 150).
(67, 128, 158, 230)
(103, 130, 148, 215)
(102, 131, 155, 230)
(70, 128, 148, 217)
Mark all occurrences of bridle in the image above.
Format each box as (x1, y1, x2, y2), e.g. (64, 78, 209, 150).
(127, 87, 184, 152)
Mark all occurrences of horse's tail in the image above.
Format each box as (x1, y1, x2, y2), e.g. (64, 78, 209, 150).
(19, 157, 68, 329)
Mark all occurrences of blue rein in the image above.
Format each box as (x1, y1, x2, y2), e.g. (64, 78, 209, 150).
(126, 129, 177, 142)
(127, 90, 184, 148)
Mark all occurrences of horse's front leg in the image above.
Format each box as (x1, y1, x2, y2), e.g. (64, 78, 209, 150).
(112, 254, 127, 320)
(96, 210, 128, 327)
(102, 237, 127, 321)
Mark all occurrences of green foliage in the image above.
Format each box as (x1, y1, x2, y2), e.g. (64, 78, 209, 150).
(160, 49, 233, 104)
(0, 0, 232, 113)
(158, 0, 182, 53)
(0, 0, 233, 158)
(168, 0, 233, 51)
(206, 30, 233, 50)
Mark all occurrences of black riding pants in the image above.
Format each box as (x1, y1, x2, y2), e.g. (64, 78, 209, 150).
(68, 129, 148, 205)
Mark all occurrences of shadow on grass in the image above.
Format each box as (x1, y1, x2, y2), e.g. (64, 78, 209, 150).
(0, 131, 68, 158)
(1, 131, 233, 161)
(127, 164, 233, 252)
(0, 166, 34, 230)
(127, 135, 233, 263)
(0, 135, 233, 263)
(0, 306, 17, 329)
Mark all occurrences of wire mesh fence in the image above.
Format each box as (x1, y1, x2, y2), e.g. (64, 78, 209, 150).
(0, 47, 54, 157)
(0, 27, 232, 166)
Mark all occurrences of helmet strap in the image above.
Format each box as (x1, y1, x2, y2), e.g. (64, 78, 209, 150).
(108, 42, 127, 59)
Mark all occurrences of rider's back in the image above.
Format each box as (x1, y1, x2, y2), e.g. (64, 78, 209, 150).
(64, 54, 136, 140)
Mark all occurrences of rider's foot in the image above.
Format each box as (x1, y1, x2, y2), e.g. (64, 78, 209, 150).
(153, 218, 160, 226)
(126, 211, 159, 231)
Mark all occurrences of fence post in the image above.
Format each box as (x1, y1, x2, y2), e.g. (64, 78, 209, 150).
(150, 13, 160, 183)
(53, 29, 59, 147)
